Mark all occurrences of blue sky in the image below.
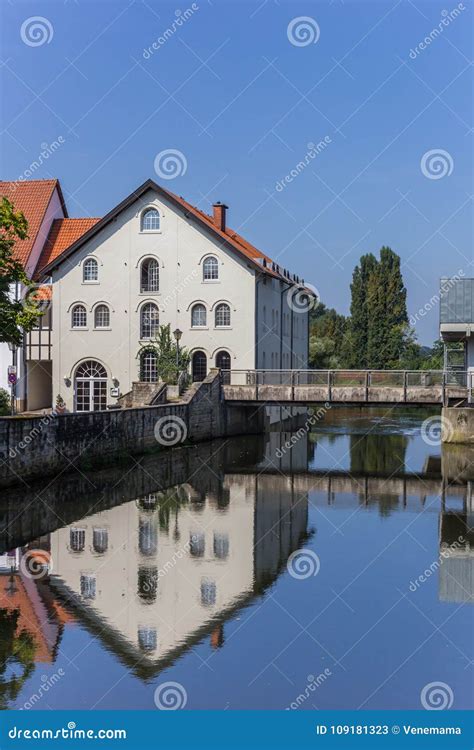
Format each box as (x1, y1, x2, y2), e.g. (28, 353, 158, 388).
(1, 0, 472, 344)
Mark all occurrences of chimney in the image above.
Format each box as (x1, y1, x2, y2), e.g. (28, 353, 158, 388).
(212, 201, 228, 232)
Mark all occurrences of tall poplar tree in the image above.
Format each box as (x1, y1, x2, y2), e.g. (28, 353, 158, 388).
(349, 247, 409, 369)
(348, 253, 377, 368)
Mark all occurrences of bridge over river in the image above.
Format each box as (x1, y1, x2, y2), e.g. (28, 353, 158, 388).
(222, 369, 472, 406)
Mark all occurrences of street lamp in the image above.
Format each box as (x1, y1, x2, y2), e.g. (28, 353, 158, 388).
(173, 328, 182, 371)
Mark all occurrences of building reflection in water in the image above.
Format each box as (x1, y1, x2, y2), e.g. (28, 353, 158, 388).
(1, 427, 473, 691)
(43, 470, 309, 677)
(439, 510, 474, 603)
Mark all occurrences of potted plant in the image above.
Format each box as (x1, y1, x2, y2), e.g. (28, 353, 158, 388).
(54, 394, 66, 414)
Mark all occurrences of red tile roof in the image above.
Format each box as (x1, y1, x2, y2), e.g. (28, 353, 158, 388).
(36, 218, 101, 276)
(35, 179, 310, 290)
(0, 179, 67, 267)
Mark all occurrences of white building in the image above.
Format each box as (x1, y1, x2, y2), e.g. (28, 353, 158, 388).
(1, 178, 311, 413)
(0, 180, 67, 411)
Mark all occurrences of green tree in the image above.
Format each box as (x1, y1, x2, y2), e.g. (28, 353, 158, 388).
(0, 197, 42, 345)
(348, 253, 377, 368)
(0, 388, 10, 416)
(349, 247, 410, 369)
(0, 607, 36, 709)
(309, 303, 351, 368)
(140, 324, 190, 384)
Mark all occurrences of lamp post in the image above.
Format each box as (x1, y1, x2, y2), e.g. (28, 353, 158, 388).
(173, 328, 182, 374)
(7, 343, 17, 416)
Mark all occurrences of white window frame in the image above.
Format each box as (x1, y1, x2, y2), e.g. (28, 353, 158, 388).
(202, 256, 219, 282)
(140, 207, 161, 233)
(94, 304, 110, 329)
(191, 303, 207, 328)
(83, 257, 99, 283)
(71, 304, 87, 329)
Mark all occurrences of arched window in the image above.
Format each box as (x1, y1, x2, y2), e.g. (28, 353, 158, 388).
(200, 577, 216, 607)
(215, 303, 230, 327)
(80, 574, 96, 600)
(140, 350, 158, 382)
(214, 532, 229, 560)
(138, 626, 157, 653)
(215, 350, 231, 382)
(83, 258, 98, 282)
(203, 256, 218, 281)
(75, 360, 107, 412)
(71, 304, 87, 328)
(93, 528, 108, 554)
(192, 351, 207, 382)
(141, 208, 160, 232)
(94, 304, 110, 328)
(191, 303, 207, 327)
(140, 302, 159, 339)
(70, 528, 85, 552)
(137, 566, 158, 603)
(140, 258, 159, 293)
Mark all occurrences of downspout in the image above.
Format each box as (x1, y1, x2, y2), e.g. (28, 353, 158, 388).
(280, 281, 292, 369)
(255, 272, 263, 369)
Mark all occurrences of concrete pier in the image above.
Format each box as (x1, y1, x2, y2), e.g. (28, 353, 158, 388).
(442, 407, 474, 445)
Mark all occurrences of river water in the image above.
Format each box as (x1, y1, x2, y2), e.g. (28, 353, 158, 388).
(0, 408, 472, 711)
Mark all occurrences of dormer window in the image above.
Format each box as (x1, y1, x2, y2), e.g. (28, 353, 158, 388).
(83, 258, 98, 282)
(141, 208, 160, 232)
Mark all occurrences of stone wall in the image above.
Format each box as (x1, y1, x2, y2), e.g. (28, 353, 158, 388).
(0, 372, 265, 488)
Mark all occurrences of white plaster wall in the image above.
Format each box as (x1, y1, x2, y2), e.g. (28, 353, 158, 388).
(51, 188, 256, 410)
(49, 482, 254, 663)
(256, 277, 308, 370)
(0, 343, 12, 393)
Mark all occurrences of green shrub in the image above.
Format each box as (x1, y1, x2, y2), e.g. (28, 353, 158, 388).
(0, 388, 11, 416)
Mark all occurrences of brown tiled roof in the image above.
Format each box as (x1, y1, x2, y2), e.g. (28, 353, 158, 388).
(0, 179, 67, 267)
(36, 218, 101, 276)
(37, 179, 310, 289)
